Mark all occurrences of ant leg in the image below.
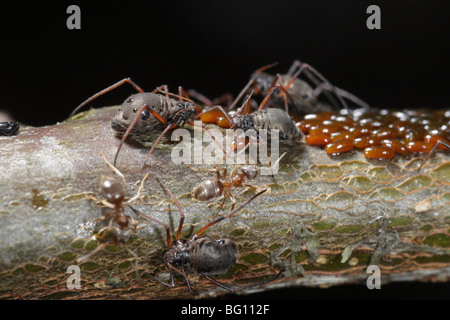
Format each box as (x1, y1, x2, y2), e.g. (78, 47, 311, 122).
(124, 173, 150, 205)
(99, 152, 125, 181)
(154, 176, 186, 243)
(69, 78, 145, 118)
(193, 189, 267, 239)
(129, 205, 173, 248)
(76, 241, 115, 263)
(416, 140, 450, 173)
(203, 269, 282, 293)
(125, 247, 141, 281)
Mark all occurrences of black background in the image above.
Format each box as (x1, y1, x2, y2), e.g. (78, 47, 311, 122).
(1, 0, 450, 126)
(1, 0, 449, 300)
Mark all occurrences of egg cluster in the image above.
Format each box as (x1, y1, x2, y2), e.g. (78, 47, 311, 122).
(298, 109, 450, 159)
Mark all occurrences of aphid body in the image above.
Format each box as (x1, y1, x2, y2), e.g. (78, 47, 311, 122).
(69, 78, 202, 167)
(0, 121, 20, 136)
(232, 108, 302, 141)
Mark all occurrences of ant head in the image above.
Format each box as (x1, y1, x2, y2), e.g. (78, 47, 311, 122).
(111, 93, 165, 133)
(100, 176, 125, 205)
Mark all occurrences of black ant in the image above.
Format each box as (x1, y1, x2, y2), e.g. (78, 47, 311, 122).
(130, 178, 281, 295)
(190, 152, 286, 212)
(77, 152, 149, 263)
(68, 79, 217, 168)
(0, 121, 20, 136)
(227, 60, 370, 116)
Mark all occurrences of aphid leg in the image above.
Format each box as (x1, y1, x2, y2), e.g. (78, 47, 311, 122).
(69, 78, 145, 118)
(416, 140, 450, 173)
(196, 105, 234, 126)
(227, 77, 260, 111)
(257, 84, 285, 111)
(313, 84, 371, 110)
(141, 123, 178, 169)
(147, 264, 197, 295)
(264, 73, 298, 113)
(287, 60, 351, 114)
(286, 60, 341, 110)
(154, 85, 170, 98)
(155, 88, 195, 103)
(203, 269, 282, 293)
(185, 88, 214, 106)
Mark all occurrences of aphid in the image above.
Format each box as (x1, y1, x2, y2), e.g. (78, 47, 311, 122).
(77, 153, 149, 262)
(199, 86, 303, 143)
(191, 152, 286, 212)
(130, 179, 281, 295)
(0, 121, 20, 136)
(68, 78, 209, 167)
(229, 60, 370, 116)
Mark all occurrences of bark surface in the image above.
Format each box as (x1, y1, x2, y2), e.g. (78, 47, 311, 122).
(0, 106, 449, 299)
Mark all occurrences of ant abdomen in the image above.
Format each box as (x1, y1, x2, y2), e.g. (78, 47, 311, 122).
(188, 237, 238, 276)
(192, 179, 224, 201)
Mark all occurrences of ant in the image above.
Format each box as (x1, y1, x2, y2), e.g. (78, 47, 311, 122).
(77, 152, 149, 263)
(190, 152, 287, 212)
(0, 121, 20, 136)
(227, 60, 370, 116)
(130, 178, 281, 295)
(68, 79, 218, 168)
